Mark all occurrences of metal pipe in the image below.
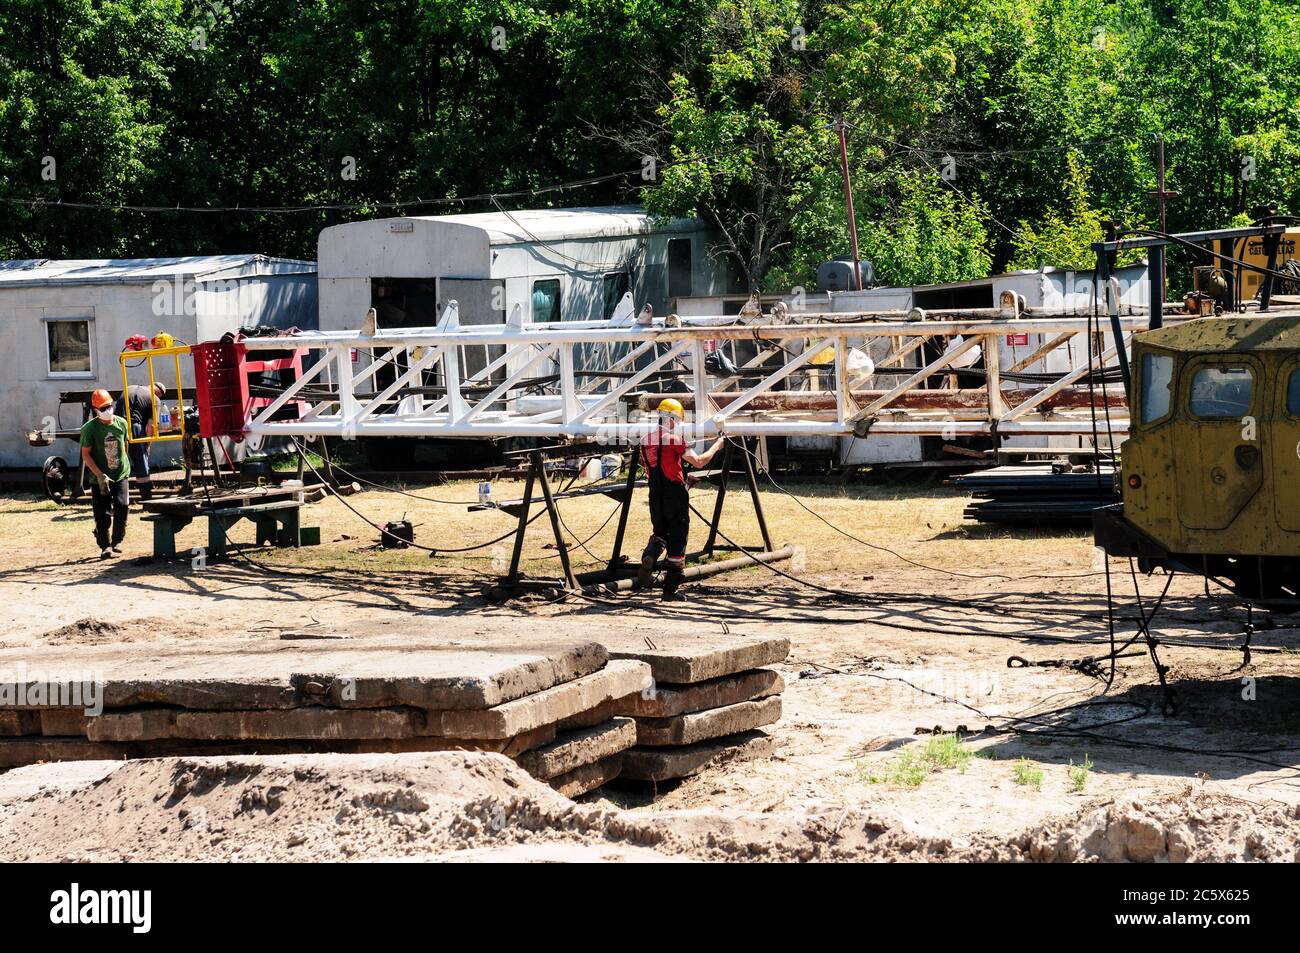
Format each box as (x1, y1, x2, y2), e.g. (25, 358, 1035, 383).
(240, 316, 1157, 350)
(583, 545, 795, 595)
(248, 416, 1129, 439)
(635, 388, 1127, 412)
(835, 116, 863, 291)
(1092, 223, 1286, 253)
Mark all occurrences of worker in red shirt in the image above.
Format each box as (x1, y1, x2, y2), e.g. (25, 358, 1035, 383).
(636, 398, 725, 600)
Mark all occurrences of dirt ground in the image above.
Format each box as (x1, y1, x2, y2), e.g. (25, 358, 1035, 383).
(2, 475, 1299, 862)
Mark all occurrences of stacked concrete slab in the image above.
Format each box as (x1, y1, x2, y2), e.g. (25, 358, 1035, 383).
(602, 632, 790, 783)
(0, 638, 650, 797)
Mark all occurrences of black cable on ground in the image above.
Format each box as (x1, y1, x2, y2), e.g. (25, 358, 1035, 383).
(189, 450, 487, 588)
(733, 439, 1104, 582)
(288, 437, 613, 558)
(675, 499, 1105, 637)
(299, 448, 482, 505)
(549, 499, 623, 566)
(686, 449, 1114, 625)
(805, 661, 1300, 772)
(187, 441, 540, 584)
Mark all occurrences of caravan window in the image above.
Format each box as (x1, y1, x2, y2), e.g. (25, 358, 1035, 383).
(46, 318, 93, 376)
(668, 239, 692, 298)
(602, 273, 630, 320)
(532, 279, 561, 323)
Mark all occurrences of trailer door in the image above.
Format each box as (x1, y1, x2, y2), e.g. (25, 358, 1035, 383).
(1174, 355, 1264, 531)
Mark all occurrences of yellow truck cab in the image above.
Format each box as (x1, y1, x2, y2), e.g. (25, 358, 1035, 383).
(1094, 314, 1300, 604)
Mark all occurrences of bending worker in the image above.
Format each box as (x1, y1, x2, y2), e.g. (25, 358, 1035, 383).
(116, 381, 165, 500)
(637, 398, 725, 600)
(80, 389, 132, 559)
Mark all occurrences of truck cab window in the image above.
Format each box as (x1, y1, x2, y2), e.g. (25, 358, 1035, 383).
(1288, 368, 1300, 416)
(1189, 365, 1253, 419)
(1139, 353, 1174, 423)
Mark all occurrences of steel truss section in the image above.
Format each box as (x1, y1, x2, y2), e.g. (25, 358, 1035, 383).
(486, 441, 788, 597)
(241, 301, 1147, 442)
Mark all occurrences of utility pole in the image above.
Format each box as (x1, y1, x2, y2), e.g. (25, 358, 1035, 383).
(833, 116, 863, 291)
(1146, 135, 1177, 329)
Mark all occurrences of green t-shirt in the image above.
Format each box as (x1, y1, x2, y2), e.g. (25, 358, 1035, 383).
(79, 416, 132, 481)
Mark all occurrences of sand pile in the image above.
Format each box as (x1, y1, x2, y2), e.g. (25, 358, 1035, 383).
(3, 752, 1294, 862)
(41, 618, 123, 643)
(997, 794, 1300, 863)
(0, 752, 600, 862)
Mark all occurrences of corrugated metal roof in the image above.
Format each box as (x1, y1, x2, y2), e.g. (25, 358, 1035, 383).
(407, 205, 702, 244)
(0, 254, 315, 287)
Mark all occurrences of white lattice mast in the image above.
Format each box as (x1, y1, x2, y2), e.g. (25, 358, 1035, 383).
(240, 296, 1141, 442)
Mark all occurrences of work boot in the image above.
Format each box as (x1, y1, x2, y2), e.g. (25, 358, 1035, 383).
(661, 567, 685, 602)
(637, 537, 665, 589)
(100, 548, 113, 560)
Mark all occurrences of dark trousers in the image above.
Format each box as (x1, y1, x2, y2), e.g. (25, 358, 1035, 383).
(129, 427, 152, 499)
(647, 481, 690, 559)
(91, 479, 130, 549)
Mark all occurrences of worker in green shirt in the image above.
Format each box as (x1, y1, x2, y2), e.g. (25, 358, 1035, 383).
(80, 389, 132, 558)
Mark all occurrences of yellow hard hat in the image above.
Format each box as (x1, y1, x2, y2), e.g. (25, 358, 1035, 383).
(657, 398, 685, 419)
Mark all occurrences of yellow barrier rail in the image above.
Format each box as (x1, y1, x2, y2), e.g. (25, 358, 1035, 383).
(119, 344, 191, 444)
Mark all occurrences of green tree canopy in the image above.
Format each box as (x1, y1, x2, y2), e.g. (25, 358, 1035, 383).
(1, 0, 1298, 295)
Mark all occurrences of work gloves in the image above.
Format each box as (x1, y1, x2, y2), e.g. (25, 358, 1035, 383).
(96, 474, 111, 495)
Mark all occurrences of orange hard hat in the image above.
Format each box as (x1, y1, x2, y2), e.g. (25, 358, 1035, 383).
(90, 389, 114, 410)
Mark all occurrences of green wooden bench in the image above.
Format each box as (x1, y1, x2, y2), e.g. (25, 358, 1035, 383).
(142, 500, 308, 559)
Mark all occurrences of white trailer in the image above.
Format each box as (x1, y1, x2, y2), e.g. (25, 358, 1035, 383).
(316, 205, 737, 337)
(0, 255, 317, 470)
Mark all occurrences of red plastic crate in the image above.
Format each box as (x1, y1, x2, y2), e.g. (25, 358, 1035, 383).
(191, 339, 307, 440)
(191, 340, 244, 439)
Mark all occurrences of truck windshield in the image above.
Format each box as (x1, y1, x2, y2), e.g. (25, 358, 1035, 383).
(1189, 365, 1253, 419)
